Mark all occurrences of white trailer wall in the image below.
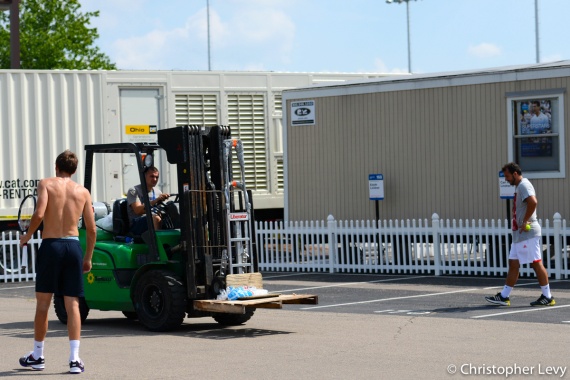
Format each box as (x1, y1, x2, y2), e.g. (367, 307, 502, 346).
(0, 71, 108, 218)
(1, 70, 387, 223)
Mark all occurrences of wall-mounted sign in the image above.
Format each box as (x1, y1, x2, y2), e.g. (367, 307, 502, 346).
(124, 125, 158, 143)
(291, 100, 315, 126)
(369, 174, 384, 200)
(499, 171, 515, 199)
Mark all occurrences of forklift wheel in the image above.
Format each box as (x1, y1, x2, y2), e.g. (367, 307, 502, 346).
(213, 309, 255, 326)
(134, 270, 187, 331)
(53, 296, 89, 325)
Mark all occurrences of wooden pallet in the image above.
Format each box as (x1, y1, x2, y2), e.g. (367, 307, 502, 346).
(193, 294, 318, 314)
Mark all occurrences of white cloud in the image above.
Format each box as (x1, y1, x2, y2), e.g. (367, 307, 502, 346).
(81, 0, 149, 29)
(108, 4, 296, 70)
(467, 43, 502, 59)
(113, 26, 190, 69)
(540, 54, 563, 63)
(374, 58, 409, 74)
(232, 9, 294, 44)
(218, 7, 296, 66)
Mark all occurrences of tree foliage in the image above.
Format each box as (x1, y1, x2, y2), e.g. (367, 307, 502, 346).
(0, 0, 116, 69)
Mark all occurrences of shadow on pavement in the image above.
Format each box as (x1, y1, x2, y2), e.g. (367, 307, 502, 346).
(0, 317, 293, 341)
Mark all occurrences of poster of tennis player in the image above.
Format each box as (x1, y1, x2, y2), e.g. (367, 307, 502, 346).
(516, 99, 552, 157)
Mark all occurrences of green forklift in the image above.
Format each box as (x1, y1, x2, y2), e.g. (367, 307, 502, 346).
(53, 125, 317, 331)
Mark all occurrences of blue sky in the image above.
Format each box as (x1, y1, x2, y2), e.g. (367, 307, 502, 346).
(81, 0, 570, 74)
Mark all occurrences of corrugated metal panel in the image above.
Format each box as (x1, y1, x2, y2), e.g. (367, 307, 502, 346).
(0, 72, 107, 217)
(286, 76, 570, 222)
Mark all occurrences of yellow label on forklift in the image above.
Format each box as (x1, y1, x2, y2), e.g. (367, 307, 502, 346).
(125, 125, 157, 135)
(229, 213, 249, 221)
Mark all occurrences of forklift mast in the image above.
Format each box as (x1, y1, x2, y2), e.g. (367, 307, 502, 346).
(158, 125, 235, 298)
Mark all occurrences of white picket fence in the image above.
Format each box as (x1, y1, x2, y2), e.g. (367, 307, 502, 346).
(255, 213, 570, 279)
(2, 213, 570, 282)
(0, 230, 40, 282)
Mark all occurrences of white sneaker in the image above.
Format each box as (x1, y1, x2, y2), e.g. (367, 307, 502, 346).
(69, 358, 85, 374)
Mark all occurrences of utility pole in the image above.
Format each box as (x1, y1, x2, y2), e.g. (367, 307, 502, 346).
(207, 0, 212, 70)
(0, 0, 20, 69)
(534, 0, 540, 63)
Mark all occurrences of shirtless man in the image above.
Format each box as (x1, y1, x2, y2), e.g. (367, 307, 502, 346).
(19, 150, 96, 374)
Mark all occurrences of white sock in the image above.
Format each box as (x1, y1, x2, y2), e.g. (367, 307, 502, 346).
(541, 284, 552, 298)
(69, 340, 80, 362)
(33, 340, 44, 359)
(500, 285, 513, 298)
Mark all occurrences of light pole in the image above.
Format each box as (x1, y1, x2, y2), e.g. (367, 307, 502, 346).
(386, 0, 415, 73)
(206, 0, 211, 70)
(0, 0, 20, 69)
(534, 0, 540, 63)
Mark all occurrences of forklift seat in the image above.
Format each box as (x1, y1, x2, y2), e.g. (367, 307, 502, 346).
(112, 199, 130, 236)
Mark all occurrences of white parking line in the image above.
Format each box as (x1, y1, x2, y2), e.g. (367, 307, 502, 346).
(375, 309, 432, 315)
(262, 273, 312, 279)
(482, 279, 567, 290)
(275, 275, 427, 293)
(0, 285, 34, 291)
(301, 288, 477, 310)
(472, 305, 570, 319)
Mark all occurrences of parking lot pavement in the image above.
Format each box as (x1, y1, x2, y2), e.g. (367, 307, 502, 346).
(261, 272, 570, 324)
(1, 274, 569, 379)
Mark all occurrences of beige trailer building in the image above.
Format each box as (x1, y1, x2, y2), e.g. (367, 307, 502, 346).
(282, 61, 570, 222)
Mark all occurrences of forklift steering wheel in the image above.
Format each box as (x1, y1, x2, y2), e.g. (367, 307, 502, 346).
(152, 200, 178, 230)
(151, 201, 168, 215)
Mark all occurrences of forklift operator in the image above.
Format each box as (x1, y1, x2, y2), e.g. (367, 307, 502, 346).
(126, 166, 170, 235)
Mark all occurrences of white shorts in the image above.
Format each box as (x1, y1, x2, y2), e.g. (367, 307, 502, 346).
(509, 236, 542, 265)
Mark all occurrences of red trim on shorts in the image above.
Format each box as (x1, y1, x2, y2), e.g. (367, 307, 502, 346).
(533, 259, 542, 263)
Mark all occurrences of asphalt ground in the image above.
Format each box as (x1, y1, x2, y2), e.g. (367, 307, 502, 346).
(0, 273, 569, 379)
(262, 272, 570, 325)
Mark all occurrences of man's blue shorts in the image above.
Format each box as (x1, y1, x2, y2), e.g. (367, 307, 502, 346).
(35, 238, 84, 297)
(130, 216, 150, 235)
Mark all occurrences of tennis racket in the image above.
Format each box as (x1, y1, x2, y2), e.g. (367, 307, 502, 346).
(17, 195, 37, 270)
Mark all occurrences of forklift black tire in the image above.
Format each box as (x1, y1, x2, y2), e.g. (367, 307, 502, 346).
(122, 311, 138, 320)
(53, 295, 90, 325)
(213, 309, 255, 326)
(134, 270, 186, 332)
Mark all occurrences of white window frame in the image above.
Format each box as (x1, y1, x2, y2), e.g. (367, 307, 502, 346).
(506, 89, 566, 179)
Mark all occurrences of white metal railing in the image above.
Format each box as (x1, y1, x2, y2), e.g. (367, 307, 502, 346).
(255, 213, 570, 279)
(2, 213, 569, 282)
